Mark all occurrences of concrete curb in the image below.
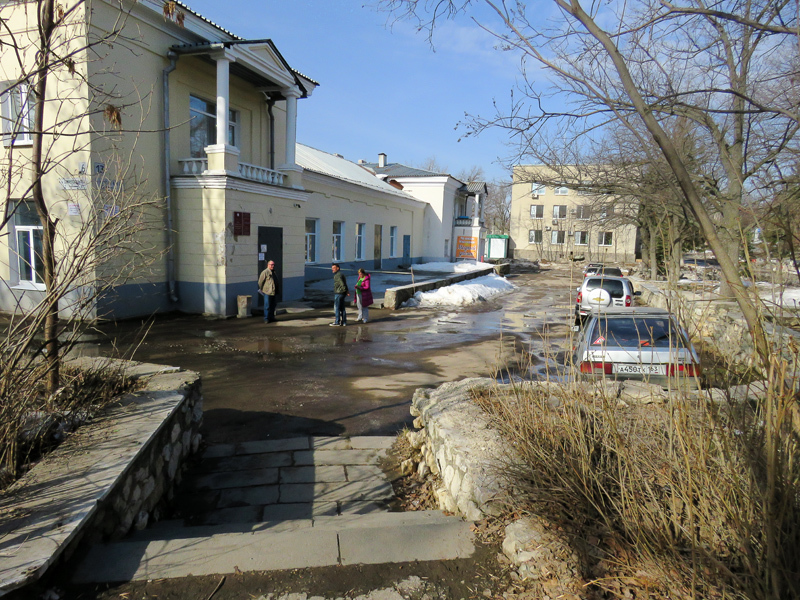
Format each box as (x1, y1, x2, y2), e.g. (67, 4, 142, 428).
(383, 264, 511, 309)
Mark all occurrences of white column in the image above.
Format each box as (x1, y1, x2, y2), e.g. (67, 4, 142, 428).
(215, 52, 232, 147)
(284, 88, 300, 165)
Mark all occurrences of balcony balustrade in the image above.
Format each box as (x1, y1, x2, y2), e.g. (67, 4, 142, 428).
(177, 158, 285, 186)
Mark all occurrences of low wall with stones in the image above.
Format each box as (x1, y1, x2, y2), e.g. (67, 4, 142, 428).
(636, 280, 800, 369)
(0, 359, 202, 596)
(383, 264, 510, 309)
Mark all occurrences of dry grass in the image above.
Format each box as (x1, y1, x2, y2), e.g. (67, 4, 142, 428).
(472, 368, 800, 600)
(0, 358, 136, 489)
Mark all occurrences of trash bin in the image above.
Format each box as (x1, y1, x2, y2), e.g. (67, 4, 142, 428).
(237, 295, 252, 318)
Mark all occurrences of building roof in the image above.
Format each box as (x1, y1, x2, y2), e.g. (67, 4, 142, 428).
(464, 181, 487, 194)
(361, 163, 448, 178)
(296, 145, 421, 202)
(171, 2, 318, 88)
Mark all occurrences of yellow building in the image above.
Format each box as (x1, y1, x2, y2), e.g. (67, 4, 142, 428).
(510, 165, 638, 264)
(1, 0, 316, 318)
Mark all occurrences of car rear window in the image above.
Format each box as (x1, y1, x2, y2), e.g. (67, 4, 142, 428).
(585, 278, 625, 298)
(588, 317, 684, 348)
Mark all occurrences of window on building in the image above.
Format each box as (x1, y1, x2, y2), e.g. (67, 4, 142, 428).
(553, 205, 567, 219)
(305, 218, 318, 263)
(599, 205, 613, 219)
(13, 201, 44, 287)
(575, 230, 588, 245)
(529, 229, 542, 244)
(531, 183, 545, 196)
(575, 205, 591, 220)
(189, 95, 239, 158)
(577, 180, 590, 195)
(554, 184, 569, 196)
(551, 230, 566, 244)
(530, 204, 544, 219)
(355, 223, 365, 260)
(599, 231, 613, 246)
(1, 82, 33, 145)
(390, 226, 398, 257)
(332, 221, 344, 261)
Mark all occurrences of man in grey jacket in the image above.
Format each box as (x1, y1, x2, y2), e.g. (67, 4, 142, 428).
(258, 260, 279, 323)
(331, 263, 349, 326)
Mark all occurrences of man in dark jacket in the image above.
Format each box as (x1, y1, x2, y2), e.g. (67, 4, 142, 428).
(258, 260, 279, 323)
(331, 263, 349, 326)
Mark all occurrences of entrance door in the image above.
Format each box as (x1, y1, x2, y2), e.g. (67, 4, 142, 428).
(257, 226, 283, 307)
(373, 224, 382, 270)
(402, 235, 411, 264)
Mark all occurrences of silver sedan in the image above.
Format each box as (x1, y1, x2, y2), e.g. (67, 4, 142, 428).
(572, 307, 701, 387)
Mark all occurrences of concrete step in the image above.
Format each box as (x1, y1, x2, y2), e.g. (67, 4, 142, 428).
(72, 511, 474, 583)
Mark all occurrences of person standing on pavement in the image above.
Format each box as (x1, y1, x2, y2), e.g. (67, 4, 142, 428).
(258, 260, 280, 323)
(331, 263, 349, 326)
(354, 268, 373, 323)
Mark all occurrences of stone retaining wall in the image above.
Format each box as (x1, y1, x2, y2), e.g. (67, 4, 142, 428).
(408, 378, 509, 520)
(0, 359, 202, 596)
(383, 263, 511, 309)
(636, 280, 800, 369)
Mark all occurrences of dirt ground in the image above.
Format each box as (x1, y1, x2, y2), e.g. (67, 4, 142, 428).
(30, 266, 583, 600)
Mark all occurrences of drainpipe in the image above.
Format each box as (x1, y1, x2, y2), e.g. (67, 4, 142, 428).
(266, 96, 276, 170)
(163, 51, 179, 303)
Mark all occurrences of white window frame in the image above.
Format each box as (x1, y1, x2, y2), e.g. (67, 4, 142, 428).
(12, 202, 45, 290)
(332, 221, 344, 262)
(575, 205, 591, 220)
(574, 231, 588, 245)
(355, 223, 365, 260)
(554, 184, 569, 196)
(189, 95, 238, 158)
(553, 205, 567, 219)
(598, 231, 613, 246)
(529, 229, 542, 244)
(530, 204, 544, 219)
(577, 180, 590, 195)
(389, 225, 398, 257)
(305, 218, 319, 264)
(530, 183, 545, 196)
(551, 230, 566, 245)
(2, 82, 33, 146)
(599, 205, 613, 219)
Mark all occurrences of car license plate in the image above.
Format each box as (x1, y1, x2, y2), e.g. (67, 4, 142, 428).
(613, 364, 666, 375)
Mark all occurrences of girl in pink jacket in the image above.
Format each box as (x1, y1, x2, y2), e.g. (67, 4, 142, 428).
(355, 268, 374, 323)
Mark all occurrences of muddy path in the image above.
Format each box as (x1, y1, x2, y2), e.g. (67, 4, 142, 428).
(93, 268, 576, 444)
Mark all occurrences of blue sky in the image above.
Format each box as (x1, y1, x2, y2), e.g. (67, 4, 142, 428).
(182, 0, 525, 183)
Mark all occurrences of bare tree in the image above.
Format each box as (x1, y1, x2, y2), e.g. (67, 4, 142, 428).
(383, 0, 800, 367)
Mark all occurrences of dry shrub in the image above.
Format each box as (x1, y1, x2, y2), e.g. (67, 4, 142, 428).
(474, 372, 800, 600)
(0, 356, 135, 489)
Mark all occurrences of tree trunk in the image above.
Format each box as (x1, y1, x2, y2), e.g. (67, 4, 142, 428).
(561, 0, 772, 369)
(31, 0, 60, 395)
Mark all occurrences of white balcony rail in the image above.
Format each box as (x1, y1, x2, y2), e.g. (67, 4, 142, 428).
(177, 158, 285, 186)
(178, 157, 207, 175)
(238, 161, 285, 185)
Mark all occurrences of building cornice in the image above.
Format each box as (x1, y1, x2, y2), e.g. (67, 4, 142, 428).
(172, 176, 310, 201)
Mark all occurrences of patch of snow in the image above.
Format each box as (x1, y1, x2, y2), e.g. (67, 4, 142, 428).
(758, 283, 800, 308)
(402, 274, 515, 307)
(411, 261, 489, 273)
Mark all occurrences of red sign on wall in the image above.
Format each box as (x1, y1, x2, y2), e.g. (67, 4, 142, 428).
(233, 211, 251, 236)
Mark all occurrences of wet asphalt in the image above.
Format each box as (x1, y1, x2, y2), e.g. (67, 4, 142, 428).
(92, 267, 579, 444)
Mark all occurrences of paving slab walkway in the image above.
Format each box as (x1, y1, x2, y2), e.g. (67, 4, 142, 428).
(72, 436, 474, 583)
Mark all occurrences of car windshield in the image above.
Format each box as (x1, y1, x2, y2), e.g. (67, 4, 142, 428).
(588, 316, 684, 348)
(585, 278, 625, 298)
